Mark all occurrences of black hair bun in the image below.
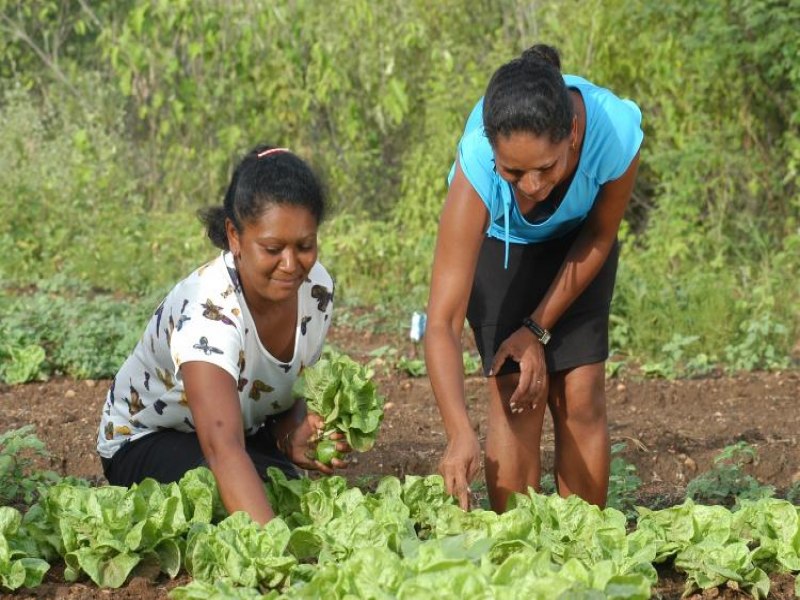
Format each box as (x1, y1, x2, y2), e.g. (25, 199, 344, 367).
(520, 44, 562, 71)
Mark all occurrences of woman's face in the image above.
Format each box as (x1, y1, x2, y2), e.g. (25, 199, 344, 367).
(493, 131, 572, 205)
(227, 203, 318, 307)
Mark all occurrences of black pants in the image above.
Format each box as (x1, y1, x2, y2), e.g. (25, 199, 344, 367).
(467, 229, 619, 376)
(101, 426, 298, 486)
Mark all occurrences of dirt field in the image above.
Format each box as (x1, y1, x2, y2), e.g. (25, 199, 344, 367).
(2, 323, 799, 599)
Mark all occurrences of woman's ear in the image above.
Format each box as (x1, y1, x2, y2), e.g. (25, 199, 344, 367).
(571, 115, 578, 150)
(225, 219, 241, 258)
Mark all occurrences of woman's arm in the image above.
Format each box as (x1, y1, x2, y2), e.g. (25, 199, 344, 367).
(533, 152, 640, 329)
(181, 361, 275, 524)
(425, 161, 489, 509)
(493, 152, 641, 408)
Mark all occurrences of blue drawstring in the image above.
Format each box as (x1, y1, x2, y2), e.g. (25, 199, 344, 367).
(503, 196, 510, 269)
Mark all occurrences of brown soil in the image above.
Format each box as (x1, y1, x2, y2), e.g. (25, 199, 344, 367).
(2, 323, 799, 599)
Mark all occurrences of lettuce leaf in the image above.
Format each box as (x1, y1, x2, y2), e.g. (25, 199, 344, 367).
(295, 352, 384, 452)
(0, 507, 49, 591)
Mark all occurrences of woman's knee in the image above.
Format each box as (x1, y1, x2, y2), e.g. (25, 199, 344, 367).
(550, 364, 607, 426)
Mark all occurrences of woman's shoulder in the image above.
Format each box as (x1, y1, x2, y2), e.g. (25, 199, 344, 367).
(567, 74, 642, 130)
(156, 252, 242, 327)
(301, 261, 335, 312)
(569, 75, 643, 182)
(455, 96, 492, 167)
(307, 261, 333, 289)
(456, 120, 497, 189)
(168, 252, 233, 297)
(463, 98, 485, 136)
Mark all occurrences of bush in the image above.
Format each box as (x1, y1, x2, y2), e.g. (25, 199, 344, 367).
(686, 442, 775, 507)
(0, 284, 152, 382)
(0, 426, 59, 506)
(0, 0, 797, 372)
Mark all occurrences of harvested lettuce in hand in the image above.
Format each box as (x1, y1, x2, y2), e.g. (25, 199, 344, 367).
(314, 439, 343, 464)
(294, 353, 384, 459)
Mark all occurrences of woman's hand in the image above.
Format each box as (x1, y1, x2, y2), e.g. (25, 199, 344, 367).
(439, 431, 482, 510)
(278, 412, 351, 474)
(490, 327, 549, 413)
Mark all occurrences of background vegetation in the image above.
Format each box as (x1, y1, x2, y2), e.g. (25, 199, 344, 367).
(1, 0, 798, 382)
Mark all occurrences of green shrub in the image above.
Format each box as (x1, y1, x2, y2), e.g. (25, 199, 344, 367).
(785, 480, 800, 506)
(0, 426, 60, 506)
(606, 442, 642, 519)
(0, 285, 151, 382)
(686, 442, 775, 506)
(0, 0, 797, 372)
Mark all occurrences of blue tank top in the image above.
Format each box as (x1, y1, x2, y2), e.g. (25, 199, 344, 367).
(448, 75, 643, 267)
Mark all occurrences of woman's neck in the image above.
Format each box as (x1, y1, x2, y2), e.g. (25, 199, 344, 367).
(569, 89, 586, 170)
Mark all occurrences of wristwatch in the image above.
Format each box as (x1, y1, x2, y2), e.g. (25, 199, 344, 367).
(522, 317, 551, 346)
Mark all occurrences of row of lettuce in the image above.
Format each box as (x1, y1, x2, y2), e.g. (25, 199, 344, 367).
(2, 466, 799, 599)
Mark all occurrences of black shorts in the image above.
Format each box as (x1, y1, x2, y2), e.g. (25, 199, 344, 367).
(101, 426, 298, 487)
(466, 228, 619, 376)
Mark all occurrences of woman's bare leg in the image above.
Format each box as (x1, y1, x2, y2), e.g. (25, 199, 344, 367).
(548, 362, 610, 507)
(484, 373, 548, 512)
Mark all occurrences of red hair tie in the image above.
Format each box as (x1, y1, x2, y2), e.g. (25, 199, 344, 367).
(256, 147, 290, 158)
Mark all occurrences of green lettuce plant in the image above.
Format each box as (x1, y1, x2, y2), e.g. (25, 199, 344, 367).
(294, 353, 384, 464)
(0, 507, 49, 591)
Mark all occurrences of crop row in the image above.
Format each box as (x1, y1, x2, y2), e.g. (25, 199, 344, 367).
(2, 467, 799, 599)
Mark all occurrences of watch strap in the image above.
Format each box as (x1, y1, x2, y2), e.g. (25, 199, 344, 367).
(522, 317, 551, 345)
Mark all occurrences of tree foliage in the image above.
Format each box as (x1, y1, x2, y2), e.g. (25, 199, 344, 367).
(0, 0, 798, 372)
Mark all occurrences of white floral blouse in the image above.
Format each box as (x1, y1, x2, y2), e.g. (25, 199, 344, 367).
(97, 251, 334, 459)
